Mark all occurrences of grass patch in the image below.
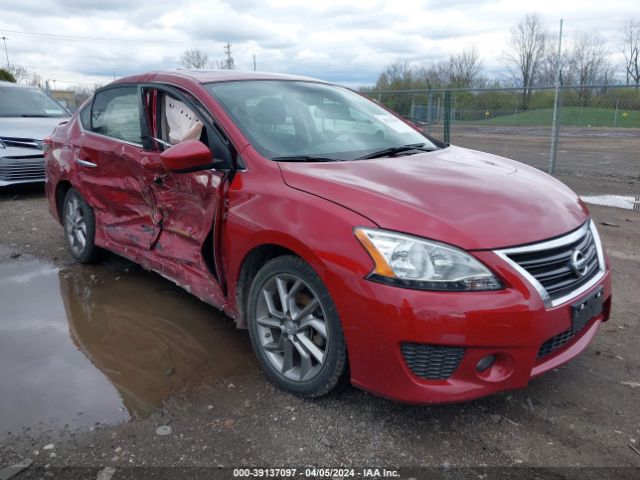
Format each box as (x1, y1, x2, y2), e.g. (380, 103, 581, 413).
(459, 107, 640, 128)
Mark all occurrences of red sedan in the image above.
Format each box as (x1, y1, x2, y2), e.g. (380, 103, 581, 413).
(44, 71, 611, 403)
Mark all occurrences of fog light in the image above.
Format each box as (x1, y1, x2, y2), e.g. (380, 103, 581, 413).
(476, 355, 496, 372)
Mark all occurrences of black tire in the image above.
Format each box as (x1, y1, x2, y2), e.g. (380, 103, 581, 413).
(63, 188, 98, 263)
(247, 255, 348, 398)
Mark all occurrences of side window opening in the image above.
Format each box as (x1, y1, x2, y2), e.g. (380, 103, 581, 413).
(143, 87, 234, 168)
(91, 87, 141, 144)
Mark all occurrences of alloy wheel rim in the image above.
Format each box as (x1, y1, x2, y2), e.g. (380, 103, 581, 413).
(65, 197, 87, 256)
(255, 273, 329, 382)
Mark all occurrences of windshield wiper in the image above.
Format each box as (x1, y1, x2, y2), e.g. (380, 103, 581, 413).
(356, 143, 436, 160)
(271, 155, 340, 162)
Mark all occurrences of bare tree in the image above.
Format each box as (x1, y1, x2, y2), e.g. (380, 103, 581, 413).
(6, 65, 46, 88)
(621, 18, 640, 86)
(438, 48, 483, 88)
(504, 13, 548, 109)
(180, 49, 209, 69)
(374, 50, 484, 92)
(538, 41, 574, 86)
(73, 84, 100, 104)
(8, 64, 29, 83)
(415, 62, 444, 89)
(372, 61, 424, 114)
(569, 33, 611, 104)
(213, 59, 235, 70)
(28, 72, 44, 88)
(375, 61, 416, 89)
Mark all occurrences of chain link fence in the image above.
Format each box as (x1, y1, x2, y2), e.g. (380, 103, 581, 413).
(366, 85, 640, 183)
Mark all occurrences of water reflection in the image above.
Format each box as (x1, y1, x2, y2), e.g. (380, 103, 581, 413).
(0, 254, 253, 435)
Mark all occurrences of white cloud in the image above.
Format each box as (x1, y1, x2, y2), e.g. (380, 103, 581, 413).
(0, 0, 636, 89)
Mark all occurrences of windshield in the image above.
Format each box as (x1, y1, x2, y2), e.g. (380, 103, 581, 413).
(0, 85, 69, 117)
(205, 80, 438, 161)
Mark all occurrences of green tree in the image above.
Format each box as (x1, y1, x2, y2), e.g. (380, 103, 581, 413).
(0, 68, 16, 82)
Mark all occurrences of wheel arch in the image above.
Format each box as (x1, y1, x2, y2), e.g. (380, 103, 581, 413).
(54, 179, 73, 222)
(232, 235, 329, 329)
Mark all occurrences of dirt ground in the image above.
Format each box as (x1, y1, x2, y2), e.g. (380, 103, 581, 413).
(450, 126, 640, 182)
(0, 170, 639, 478)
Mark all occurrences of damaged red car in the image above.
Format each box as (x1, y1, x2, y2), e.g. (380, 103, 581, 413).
(44, 71, 611, 404)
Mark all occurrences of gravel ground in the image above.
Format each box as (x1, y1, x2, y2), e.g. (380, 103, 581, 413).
(452, 126, 640, 180)
(0, 176, 639, 478)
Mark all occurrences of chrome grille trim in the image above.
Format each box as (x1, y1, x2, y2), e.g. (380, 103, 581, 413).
(495, 220, 605, 308)
(0, 136, 43, 150)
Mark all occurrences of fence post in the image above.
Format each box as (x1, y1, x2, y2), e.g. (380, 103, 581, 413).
(549, 95, 563, 174)
(613, 99, 619, 127)
(427, 92, 433, 135)
(410, 94, 416, 120)
(548, 18, 563, 175)
(444, 90, 451, 143)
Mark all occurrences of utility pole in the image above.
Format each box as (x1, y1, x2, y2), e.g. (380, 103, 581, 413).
(224, 43, 233, 70)
(1, 36, 9, 70)
(548, 18, 563, 175)
(253, 54, 256, 71)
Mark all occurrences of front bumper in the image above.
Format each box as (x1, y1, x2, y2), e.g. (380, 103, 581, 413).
(328, 251, 612, 405)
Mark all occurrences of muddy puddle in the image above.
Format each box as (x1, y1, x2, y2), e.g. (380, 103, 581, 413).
(581, 194, 640, 211)
(0, 248, 253, 436)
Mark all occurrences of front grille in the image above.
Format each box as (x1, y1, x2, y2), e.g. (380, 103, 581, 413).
(0, 155, 45, 182)
(401, 343, 464, 380)
(506, 224, 600, 302)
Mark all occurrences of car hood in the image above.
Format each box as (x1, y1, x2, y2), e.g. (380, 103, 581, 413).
(278, 146, 588, 250)
(0, 117, 68, 141)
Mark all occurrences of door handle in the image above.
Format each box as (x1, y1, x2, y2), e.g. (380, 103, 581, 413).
(76, 159, 97, 168)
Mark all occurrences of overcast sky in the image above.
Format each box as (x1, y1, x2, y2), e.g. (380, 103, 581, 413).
(0, 0, 637, 89)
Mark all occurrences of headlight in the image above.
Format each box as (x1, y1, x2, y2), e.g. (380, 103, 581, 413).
(354, 227, 503, 291)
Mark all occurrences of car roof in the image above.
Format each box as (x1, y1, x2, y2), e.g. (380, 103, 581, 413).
(114, 70, 328, 85)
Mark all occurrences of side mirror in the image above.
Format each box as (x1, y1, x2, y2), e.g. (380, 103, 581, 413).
(160, 140, 214, 173)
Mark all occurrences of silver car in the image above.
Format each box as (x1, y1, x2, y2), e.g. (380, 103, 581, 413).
(0, 81, 70, 186)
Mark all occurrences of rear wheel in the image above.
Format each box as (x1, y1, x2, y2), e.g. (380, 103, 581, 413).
(247, 256, 347, 398)
(63, 188, 98, 263)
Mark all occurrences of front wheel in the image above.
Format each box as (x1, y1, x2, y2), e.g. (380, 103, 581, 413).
(247, 256, 347, 398)
(63, 188, 98, 263)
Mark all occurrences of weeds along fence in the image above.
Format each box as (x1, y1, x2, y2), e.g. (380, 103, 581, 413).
(364, 85, 640, 180)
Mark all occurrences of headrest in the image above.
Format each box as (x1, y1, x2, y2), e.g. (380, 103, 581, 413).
(253, 97, 287, 125)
